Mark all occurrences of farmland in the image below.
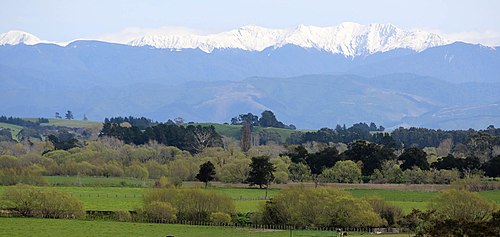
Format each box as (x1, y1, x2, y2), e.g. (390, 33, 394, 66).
(0, 218, 411, 237)
(1, 177, 499, 213)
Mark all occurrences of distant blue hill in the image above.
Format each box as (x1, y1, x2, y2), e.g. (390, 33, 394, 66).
(0, 41, 499, 129)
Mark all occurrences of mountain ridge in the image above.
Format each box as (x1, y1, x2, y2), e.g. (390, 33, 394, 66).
(1, 23, 450, 57)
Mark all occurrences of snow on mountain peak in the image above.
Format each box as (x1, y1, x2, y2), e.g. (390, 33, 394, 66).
(128, 23, 449, 57)
(0, 30, 41, 45)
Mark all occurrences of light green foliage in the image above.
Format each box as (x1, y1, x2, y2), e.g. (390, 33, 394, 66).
(320, 160, 362, 183)
(113, 210, 132, 222)
(43, 150, 71, 164)
(218, 158, 251, 183)
(288, 162, 311, 182)
(271, 156, 291, 184)
(430, 189, 497, 222)
(144, 188, 235, 221)
(402, 167, 432, 184)
(431, 169, 460, 184)
(0, 155, 19, 168)
(261, 187, 385, 227)
(167, 158, 199, 183)
(273, 171, 289, 184)
(2, 185, 85, 218)
(143, 201, 177, 221)
(145, 160, 168, 179)
(371, 160, 403, 183)
(247, 145, 286, 159)
(102, 161, 125, 177)
(0, 155, 47, 185)
(125, 163, 149, 179)
(210, 211, 232, 224)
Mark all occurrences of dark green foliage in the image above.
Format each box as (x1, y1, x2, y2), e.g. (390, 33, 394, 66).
(399, 148, 430, 171)
(432, 154, 481, 176)
(483, 155, 500, 177)
(246, 156, 275, 189)
(231, 113, 259, 126)
(287, 145, 308, 163)
(38, 118, 49, 123)
(0, 115, 40, 127)
(300, 122, 387, 145)
(104, 116, 157, 130)
(0, 129, 13, 141)
(65, 110, 74, 120)
(306, 147, 340, 175)
(240, 121, 251, 152)
(258, 130, 281, 145)
(100, 123, 222, 153)
(343, 140, 396, 176)
(196, 161, 216, 188)
(48, 134, 80, 150)
(259, 110, 285, 128)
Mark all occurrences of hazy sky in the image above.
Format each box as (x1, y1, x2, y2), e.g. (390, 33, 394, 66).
(1, 0, 499, 45)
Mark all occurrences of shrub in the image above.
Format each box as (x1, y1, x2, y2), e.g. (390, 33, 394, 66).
(430, 189, 497, 222)
(451, 175, 500, 191)
(144, 188, 234, 222)
(273, 171, 289, 184)
(320, 160, 362, 183)
(143, 201, 177, 222)
(261, 187, 385, 227)
(2, 185, 84, 218)
(365, 196, 403, 226)
(210, 212, 232, 225)
(114, 210, 132, 222)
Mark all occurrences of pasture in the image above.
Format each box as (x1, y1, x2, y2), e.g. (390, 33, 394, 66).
(0, 218, 412, 237)
(2, 175, 499, 213)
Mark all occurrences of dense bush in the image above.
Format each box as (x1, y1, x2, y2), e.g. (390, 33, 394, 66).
(144, 188, 234, 222)
(319, 160, 361, 183)
(365, 196, 403, 226)
(2, 185, 85, 218)
(142, 201, 177, 222)
(113, 210, 132, 222)
(430, 189, 497, 222)
(260, 187, 385, 227)
(210, 212, 232, 224)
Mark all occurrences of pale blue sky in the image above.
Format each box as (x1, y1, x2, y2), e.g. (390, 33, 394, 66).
(1, 0, 499, 45)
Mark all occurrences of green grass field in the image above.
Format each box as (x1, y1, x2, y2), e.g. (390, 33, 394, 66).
(0, 218, 412, 237)
(39, 118, 102, 129)
(1, 183, 499, 213)
(198, 123, 304, 143)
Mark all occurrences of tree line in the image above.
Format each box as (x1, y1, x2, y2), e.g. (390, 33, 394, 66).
(231, 111, 296, 130)
(100, 122, 222, 153)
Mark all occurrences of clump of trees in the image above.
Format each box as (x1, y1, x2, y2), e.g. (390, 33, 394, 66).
(143, 188, 234, 222)
(398, 189, 499, 236)
(231, 111, 296, 130)
(100, 122, 222, 153)
(1, 185, 85, 218)
(260, 187, 385, 227)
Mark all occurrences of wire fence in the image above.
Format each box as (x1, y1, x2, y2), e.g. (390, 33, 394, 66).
(0, 209, 409, 235)
(68, 193, 272, 201)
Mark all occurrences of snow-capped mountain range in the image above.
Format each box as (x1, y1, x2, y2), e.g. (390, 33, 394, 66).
(1, 23, 449, 57)
(129, 23, 449, 56)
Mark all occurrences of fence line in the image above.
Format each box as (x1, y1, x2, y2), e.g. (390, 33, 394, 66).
(0, 210, 409, 234)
